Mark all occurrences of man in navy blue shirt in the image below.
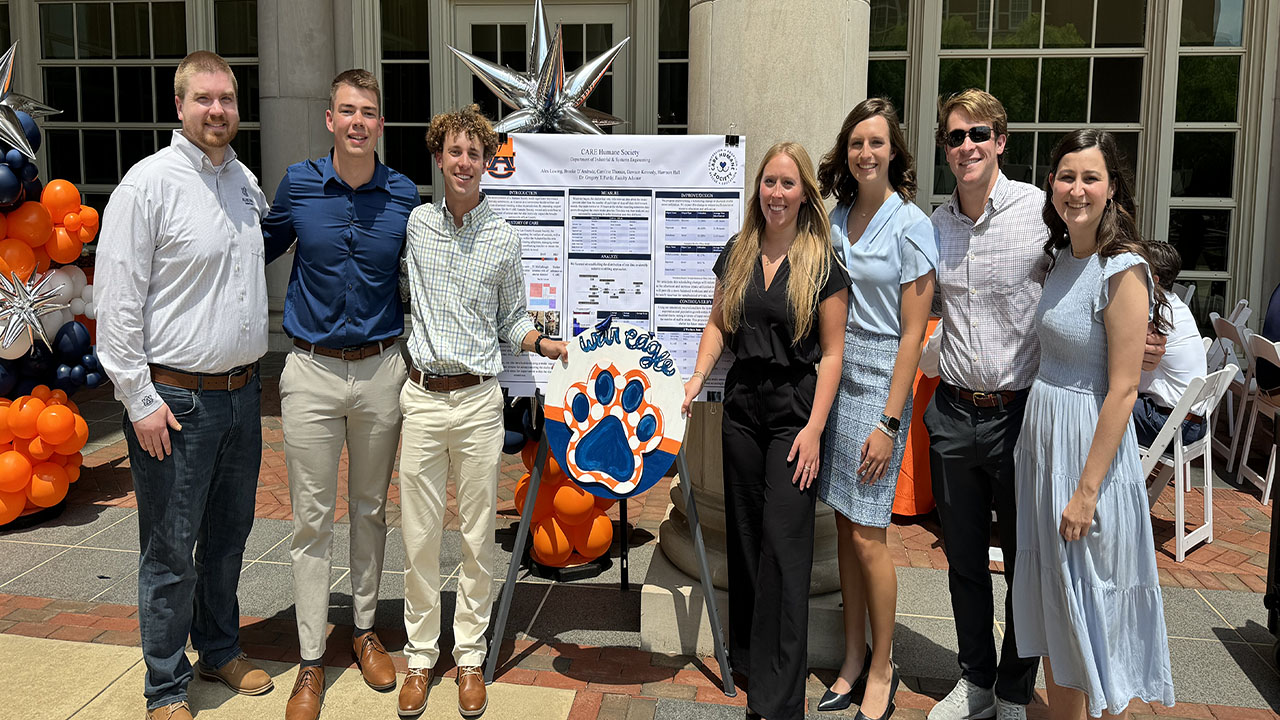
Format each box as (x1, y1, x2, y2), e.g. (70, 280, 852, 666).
(1258, 282, 1280, 392)
(261, 69, 420, 720)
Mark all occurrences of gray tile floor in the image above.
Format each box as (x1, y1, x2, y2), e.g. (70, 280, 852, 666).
(3, 507, 1280, 711)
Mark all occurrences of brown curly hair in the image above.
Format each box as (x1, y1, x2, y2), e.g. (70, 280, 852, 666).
(818, 97, 917, 205)
(425, 104, 500, 160)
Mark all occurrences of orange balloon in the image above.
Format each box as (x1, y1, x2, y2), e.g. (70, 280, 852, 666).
(520, 440, 537, 471)
(552, 482, 595, 526)
(64, 451, 83, 468)
(531, 516, 573, 567)
(63, 213, 82, 232)
(594, 494, 616, 512)
(79, 205, 99, 229)
(36, 405, 75, 445)
(41, 180, 81, 223)
(46, 226, 82, 264)
(6, 202, 53, 247)
(513, 473, 531, 515)
(0, 450, 32, 493)
(53, 415, 88, 455)
(47, 389, 68, 406)
(31, 245, 50, 274)
(0, 422, 13, 445)
(0, 238, 35, 281)
(8, 397, 46, 439)
(0, 212, 7, 239)
(78, 226, 96, 244)
(30, 385, 51, 402)
(567, 510, 614, 559)
(0, 488, 24, 525)
(27, 462, 68, 507)
(20, 437, 55, 461)
(65, 463, 80, 483)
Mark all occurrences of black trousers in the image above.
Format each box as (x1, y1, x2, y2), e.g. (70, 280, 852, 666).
(922, 384, 1038, 705)
(721, 364, 817, 720)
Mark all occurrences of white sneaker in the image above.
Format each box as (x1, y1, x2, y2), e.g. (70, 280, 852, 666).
(927, 678, 996, 720)
(995, 698, 1027, 720)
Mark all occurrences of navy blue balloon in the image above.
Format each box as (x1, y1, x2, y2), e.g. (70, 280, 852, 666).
(14, 379, 40, 397)
(84, 371, 104, 389)
(4, 149, 24, 170)
(21, 344, 52, 377)
(0, 362, 16, 398)
(502, 429, 526, 455)
(55, 364, 73, 383)
(69, 364, 87, 385)
(81, 353, 99, 372)
(20, 163, 37, 183)
(0, 164, 19, 205)
(54, 322, 92, 364)
(23, 176, 41, 198)
(17, 111, 39, 155)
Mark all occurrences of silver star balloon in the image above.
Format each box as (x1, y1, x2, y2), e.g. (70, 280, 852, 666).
(448, 0, 628, 134)
(0, 41, 61, 161)
(0, 271, 71, 350)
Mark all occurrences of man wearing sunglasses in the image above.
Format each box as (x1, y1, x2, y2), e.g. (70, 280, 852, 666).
(923, 89, 1045, 720)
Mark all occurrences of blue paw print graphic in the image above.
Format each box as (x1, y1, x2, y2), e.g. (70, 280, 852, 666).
(563, 363, 664, 495)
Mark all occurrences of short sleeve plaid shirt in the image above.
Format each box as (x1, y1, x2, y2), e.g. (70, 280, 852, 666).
(402, 196, 537, 376)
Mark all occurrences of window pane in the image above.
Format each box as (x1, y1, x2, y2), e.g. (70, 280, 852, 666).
(867, 60, 907, 119)
(870, 0, 908, 51)
(76, 4, 113, 59)
(1035, 130, 1067, 181)
(1180, 0, 1244, 47)
(658, 62, 688, 126)
(216, 0, 258, 58)
(120, 129, 157, 173)
(385, 125, 432, 187)
(934, 145, 957, 197)
(659, 0, 689, 59)
(1170, 131, 1234, 198)
(1111, 131, 1140, 189)
(1090, 57, 1142, 123)
(1038, 58, 1087, 122)
(154, 66, 175, 122)
(1186, 279, 1229, 329)
(937, 58, 986, 103)
(989, 58, 1036, 123)
(47, 129, 81, 184)
(381, 0, 430, 60)
(472, 77, 502, 120)
(230, 129, 260, 179)
(118, 66, 154, 122)
(236, 65, 260, 123)
(152, 2, 187, 59)
(40, 3, 75, 59)
(940, 0, 988, 49)
(113, 3, 150, 59)
(83, 129, 120, 185)
(80, 67, 116, 123)
(503, 24, 529, 72)
(563, 24, 583, 71)
(0, 2, 9, 48)
(471, 25, 497, 62)
(1168, 209, 1229, 272)
(1043, 0, 1091, 48)
(384, 63, 432, 124)
(585, 74, 613, 116)
(1095, 0, 1146, 48)
(657, 126, 687, 135)
(1002, 131, 1035, 185)
(586, 24, 612, 59)
(1175, 55, 1239, 123)
(43, 67, 79, 121)
(991, 0, 1038, 49)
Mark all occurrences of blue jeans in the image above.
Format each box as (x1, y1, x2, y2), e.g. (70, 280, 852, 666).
(125, 373, 262, 710)
(1132, 392, 1206, 448)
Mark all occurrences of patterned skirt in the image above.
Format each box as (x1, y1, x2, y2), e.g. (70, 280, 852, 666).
(817, 328, 910, 528)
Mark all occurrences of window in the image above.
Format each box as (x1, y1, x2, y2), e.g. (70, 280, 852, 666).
(215, 0, 260, 181)
(657, 0, 688, 134)
(379, 0, 431, 198)
(868, 0, 910, 124)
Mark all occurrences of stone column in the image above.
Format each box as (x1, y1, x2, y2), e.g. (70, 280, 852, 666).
(256, 0, 342, 349)
(657, 0, 870, 594)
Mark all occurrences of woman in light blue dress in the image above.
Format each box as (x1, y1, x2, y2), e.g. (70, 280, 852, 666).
(1012, 129, 1175, 719)
(814, 98, 937, 720)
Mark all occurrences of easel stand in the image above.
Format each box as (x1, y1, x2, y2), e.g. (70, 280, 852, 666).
(485, 399, 735, 696)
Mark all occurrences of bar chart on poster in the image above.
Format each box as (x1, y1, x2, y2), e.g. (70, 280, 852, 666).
(482, 134, 746, 396)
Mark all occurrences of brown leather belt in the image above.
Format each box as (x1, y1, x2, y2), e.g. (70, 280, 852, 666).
(293, 337, 397, 361)
(946, 383, 1026, 408)
(407, 366, 490, 392)
(150, 363, 256, 391)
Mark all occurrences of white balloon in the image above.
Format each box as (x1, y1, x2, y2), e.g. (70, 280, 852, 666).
(0, 329, 32, 360)
(81, 284, 93, 303)
(83, 300, 96, 320)
(40, 308, 64, 340)
(63, 265, 87, 295)
(42, 269, 75, 306)
(69, 298, 85, 316)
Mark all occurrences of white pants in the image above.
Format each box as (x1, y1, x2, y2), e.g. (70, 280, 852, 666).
(398, 376, 503, 669)
(281, 345, 407, 660)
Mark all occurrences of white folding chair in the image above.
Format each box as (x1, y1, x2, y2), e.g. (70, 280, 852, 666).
(1172, 281, 1196, 305)
(1237, 332, 1280, 505)
(1211, 312, 1256, 469)
(1206, 300, 1251, 374)
(1142, 364, 1237, 561)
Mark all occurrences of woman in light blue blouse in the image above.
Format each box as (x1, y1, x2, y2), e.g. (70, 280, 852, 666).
(814, 98, 938, 720)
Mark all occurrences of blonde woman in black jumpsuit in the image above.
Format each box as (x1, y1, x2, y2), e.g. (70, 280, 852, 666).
(683, 142, 850, 720)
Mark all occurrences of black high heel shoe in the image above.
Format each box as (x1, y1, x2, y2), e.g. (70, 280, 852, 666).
(817, 645, 873, 712)
(853, 661, 899, 720)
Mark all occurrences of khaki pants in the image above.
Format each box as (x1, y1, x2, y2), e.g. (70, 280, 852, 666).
(398, 376, 503, 669)
(281, 345, 407, 660)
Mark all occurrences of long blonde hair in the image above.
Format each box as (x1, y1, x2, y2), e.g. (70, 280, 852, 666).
(719, 142, 832, 344)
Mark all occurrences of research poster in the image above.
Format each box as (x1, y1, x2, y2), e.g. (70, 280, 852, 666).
(482, 134, 746, 397)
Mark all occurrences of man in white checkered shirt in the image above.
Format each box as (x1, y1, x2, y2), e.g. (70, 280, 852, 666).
(395, 105, 568, 719)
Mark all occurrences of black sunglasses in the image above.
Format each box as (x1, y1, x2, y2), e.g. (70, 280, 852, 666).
(945, 126, 994, 148)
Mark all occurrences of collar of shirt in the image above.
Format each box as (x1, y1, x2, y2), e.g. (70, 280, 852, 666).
(439, 193, 495, 230)
(318, 150, 392, 194)
(943, 171, 1012, 226)
(168, 129, 238, 174)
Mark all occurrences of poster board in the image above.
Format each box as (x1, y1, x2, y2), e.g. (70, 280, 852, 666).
(480, 133, 746, 397)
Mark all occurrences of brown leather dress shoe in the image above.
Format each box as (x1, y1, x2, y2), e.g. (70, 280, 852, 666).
(145, 701, 193, 720)
(285, 666, 325, 720)
(398, 668, 431, 717)
(457, 665, 487, 717)
(196, 653, 275, 695)
(352, 630, 397, 691)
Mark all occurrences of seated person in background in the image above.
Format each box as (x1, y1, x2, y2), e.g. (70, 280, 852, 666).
(1133, 241, 1208, 446)
(1257, 282, 1280, 392)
